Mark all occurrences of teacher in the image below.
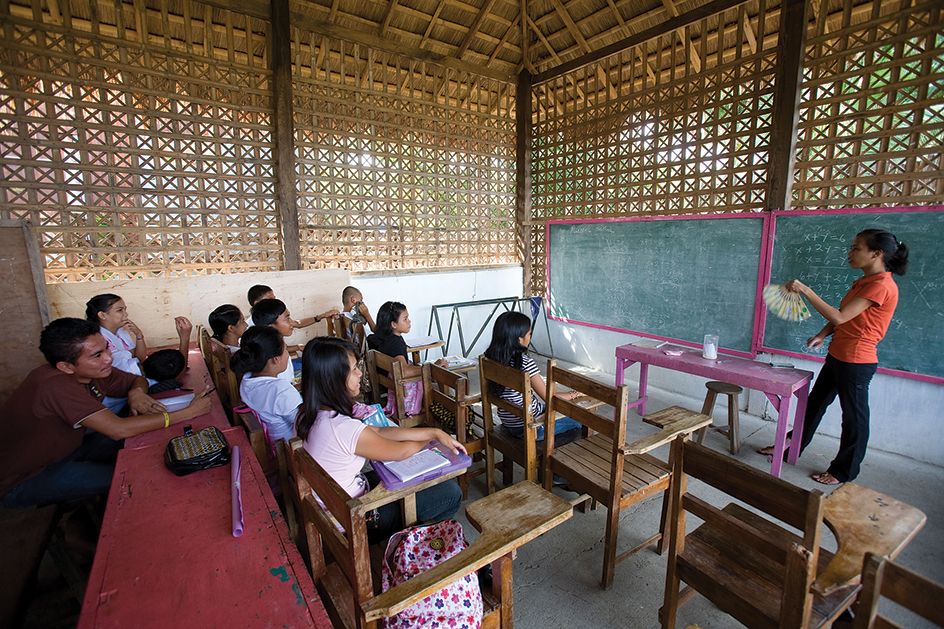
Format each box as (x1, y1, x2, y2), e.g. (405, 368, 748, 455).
(759, 229, 909, 485)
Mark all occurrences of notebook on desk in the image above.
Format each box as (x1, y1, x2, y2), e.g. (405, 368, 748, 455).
(373, 441, 472, 490)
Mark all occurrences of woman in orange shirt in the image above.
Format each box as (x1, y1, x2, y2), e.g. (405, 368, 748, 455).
(760, 229, 909, 484)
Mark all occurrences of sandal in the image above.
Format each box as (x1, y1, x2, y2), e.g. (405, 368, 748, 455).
(756, 444, 780, 456)
(812, 472, 842, 485)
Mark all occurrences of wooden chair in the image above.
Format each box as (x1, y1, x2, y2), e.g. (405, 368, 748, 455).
(541, 363, 712, 589)
(233, 406, 278, 478)
(422, 362, 485, 498)
(852, 552, 944, 629)
(290, 437, 573, 629)
(325, 313, 344, 338)
(197, 325, 241, 415)
(366, 349, 426, 428)
(275, 437, 301, 545)
(661, 438, 860, 629)
(479, 355, 545, 494)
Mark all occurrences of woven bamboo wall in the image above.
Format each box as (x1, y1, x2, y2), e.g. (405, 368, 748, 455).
(291, 32, 518, 271)
(529, 2, 780, 295)
(0, 0, 281, 283)
(528, 0, 944, 296)
(794, 0, 944, 208)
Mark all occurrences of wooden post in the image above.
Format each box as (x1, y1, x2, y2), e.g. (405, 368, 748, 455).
(271, 0, 301, 270)
(516, 70, 533, 295)
(766, 0, 808, 213)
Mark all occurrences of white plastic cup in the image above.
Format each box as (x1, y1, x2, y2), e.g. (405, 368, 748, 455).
(703, 334, 719, 360)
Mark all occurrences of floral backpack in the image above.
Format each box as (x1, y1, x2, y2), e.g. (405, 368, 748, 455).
(383, 380, 424, 419)
(380, 519, 482, 629)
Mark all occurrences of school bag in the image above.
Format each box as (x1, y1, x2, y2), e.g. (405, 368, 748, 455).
(380, 519, 482, 629)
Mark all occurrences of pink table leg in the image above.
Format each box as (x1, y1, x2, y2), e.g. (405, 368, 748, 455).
(786, 389, 808, 465)
(764, 392, 793, 478)
(615, 358, 648, 416)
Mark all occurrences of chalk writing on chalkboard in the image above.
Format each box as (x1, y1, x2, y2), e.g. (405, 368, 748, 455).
(763, 209, 944, 381)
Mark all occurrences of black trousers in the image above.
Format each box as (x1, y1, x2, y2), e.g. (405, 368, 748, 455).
(798, 354, 877, 482)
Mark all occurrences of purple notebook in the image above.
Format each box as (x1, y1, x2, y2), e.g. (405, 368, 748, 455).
(372, 441, 472, 491)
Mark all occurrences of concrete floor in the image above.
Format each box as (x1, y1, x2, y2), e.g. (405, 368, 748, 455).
(453, 356, 944, 629)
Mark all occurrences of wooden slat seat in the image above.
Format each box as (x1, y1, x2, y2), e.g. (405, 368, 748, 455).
(541, 359, 712, 589)
(661, 439, 861, 629)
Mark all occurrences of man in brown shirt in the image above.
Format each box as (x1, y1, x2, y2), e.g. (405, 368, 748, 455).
(0, 318, 213, 508)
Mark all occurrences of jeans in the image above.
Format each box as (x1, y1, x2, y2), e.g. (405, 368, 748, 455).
(0, 431, 124, 508)
(364, 470, 463, 544)
(503, 414, 583, 442)
(798, 354, 877, 482)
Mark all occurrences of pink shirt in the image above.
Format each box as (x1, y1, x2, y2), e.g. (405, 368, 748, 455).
(303, 409, 368, 498)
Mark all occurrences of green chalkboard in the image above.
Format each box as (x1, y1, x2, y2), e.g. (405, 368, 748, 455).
(547, 216, 766, 354)
(762, 209, 944, 380)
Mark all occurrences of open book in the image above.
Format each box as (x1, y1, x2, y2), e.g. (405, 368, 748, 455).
(373, 441, 472, 490)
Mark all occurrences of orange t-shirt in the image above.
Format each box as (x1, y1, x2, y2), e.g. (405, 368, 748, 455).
(828, 272, 898, 364)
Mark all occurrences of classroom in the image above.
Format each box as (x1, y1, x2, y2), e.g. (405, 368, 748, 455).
(1, 0, 942, 627)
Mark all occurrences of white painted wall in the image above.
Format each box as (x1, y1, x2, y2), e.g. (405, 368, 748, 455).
(537, 318, 944, 466)
(351, 265, 524, 361)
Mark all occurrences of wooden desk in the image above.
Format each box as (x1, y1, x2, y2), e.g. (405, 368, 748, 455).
(405, 338, 445, 364)
(361, 481, 573, 623)
(364, 465, 467, 527)
(615, 343, 813, 477)
(815, 483, 927, 595)
(125, 345, 230, 449)
(78, 428, 331, 629)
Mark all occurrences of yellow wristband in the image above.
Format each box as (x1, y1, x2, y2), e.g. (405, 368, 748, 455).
(163, 412, 170, 428)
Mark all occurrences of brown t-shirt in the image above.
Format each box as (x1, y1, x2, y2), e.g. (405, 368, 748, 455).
(0, 364, 138, 497)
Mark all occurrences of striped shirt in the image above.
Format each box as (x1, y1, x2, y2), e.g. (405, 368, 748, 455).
(496, 354, 545, 430)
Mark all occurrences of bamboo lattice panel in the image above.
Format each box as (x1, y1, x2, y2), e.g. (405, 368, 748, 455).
(529, 3, 780, 294)
(291, 32, 519, 272)
(793, 0, 944, 209)
(0, 0, 280, 283)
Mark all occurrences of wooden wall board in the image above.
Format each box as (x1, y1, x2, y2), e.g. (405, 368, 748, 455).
(0, 221, 51, 403)
(46, 268, 351, 348)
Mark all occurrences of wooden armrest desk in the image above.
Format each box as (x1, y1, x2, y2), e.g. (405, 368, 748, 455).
(406, 339, 445, 364)
(815, 482, 927, 595)
(78, 428, 331, 629)
(615, 343, 813, 477)
(362, 466, 466, 527)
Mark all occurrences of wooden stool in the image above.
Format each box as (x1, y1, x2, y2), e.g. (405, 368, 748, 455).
(696, 381, 742, 455)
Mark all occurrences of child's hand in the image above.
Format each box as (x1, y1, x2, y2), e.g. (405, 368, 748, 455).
(174, 316, 193, 337)
(189, 386, 214, 417)
(433, 358, 449, 368)
(123, 321, 144, 341)
(356, 302, 370, 316)
(320, 308, 340, 319)
(434, 430, 467, 455)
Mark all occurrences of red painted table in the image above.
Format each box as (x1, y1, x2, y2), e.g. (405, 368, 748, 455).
(615, 343, 813, 477)
(78, 428, 331, 629)
(125, 345, 230, 449)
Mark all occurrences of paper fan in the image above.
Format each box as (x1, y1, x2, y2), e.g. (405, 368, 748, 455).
(763, 284, 812, 322)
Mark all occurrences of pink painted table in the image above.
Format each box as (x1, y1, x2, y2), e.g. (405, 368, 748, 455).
(615, 343, 813, 477)
(124, 344, 230, 449)
(78, 428, 331, 629)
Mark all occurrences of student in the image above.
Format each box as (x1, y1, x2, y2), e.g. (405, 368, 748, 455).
(296, 337, 463, 541)
(758, 229, 908, 485)
(341, 286, 376, 332)
(484, 311, 583, 443)
(247, 284, 339, 330)
(140, 349, 186, 393)
(368, 301, 447, 417)
(0, 318, 213, 507)
(208, 304, 247, 354)
(85, 293, 192, 376)
(231, 326, 301, 445)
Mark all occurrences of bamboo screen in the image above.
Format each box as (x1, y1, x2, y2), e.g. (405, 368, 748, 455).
(793, 0, 944, 208)
(529, 3, 780, 295)
(0, 0, 280, 283)
(291, 32, 519, 271)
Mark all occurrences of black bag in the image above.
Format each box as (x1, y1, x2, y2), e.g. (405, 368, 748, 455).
(164, 425, 231, 476)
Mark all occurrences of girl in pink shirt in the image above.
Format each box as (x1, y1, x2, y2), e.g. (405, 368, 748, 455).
(295, 337, 465, 540)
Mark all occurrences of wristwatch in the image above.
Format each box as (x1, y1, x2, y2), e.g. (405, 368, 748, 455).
(314, 315, 320, 323)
